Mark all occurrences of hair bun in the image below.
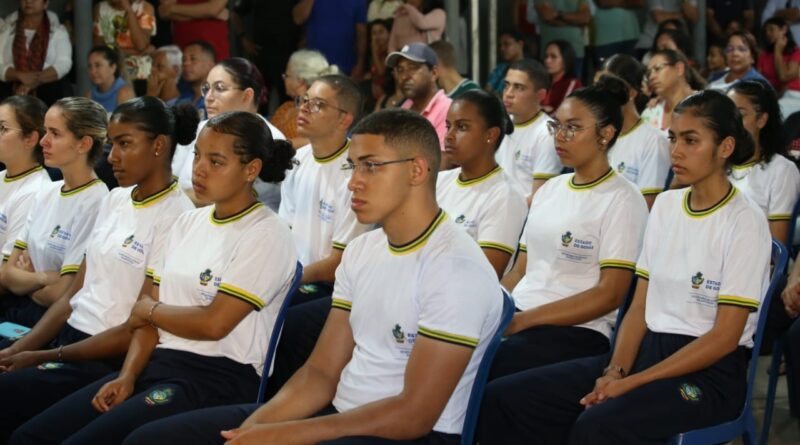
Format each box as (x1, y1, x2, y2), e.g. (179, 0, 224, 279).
(594, 75, 629, 108)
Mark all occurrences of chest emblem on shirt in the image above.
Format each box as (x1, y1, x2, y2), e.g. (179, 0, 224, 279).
(617, 162, 625, 173)
(393, 324, 405, 343)
(123, 235, 135, 247)
(37, 362, 64, 370)
(455, 214, 466, 224)
(318, 199, 335, 223)
(50, 225, 61, 238)
(199, 269, 213, 286)
(144, 387, 174, 406)
(691, 272, 704, 289)
(514, 150, 521, 160)
(679, 383, 702, 403)
(561, 231, 573, 247)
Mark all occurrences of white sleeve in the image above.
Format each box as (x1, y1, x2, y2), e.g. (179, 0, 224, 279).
(217, 224, 297, 311)
(0, 26, 13, 82)
(477, 190, 528, 256)
(417, 255, 500, 349)
(331, 239, 357, 311)
(598, 190, 648, 271)
(47, 26, 72, 79)
(278, 171, 296, 227)
(717, 209, 771, 311)
(60, 196, 104, 275)
(1, 189, 38, 259)
(637, 132, 671, 195)
(531, 129, 563, 180)
(634, 196, 664, 280)
(767, 160, 800, 221)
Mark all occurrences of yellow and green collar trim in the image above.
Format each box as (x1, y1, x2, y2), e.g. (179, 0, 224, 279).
(132, 181, 178, 208)
(210, 202, 263, 225)
(514, 110, 544, 129)
(314, 139, 351, 164)
(682, 186, 737, 219)
(4, 165, 44, 183)
(567, 168, 615, 191)
(456, 166, 502, 187)
(61, 178, 103, 197)
(618, 118, 644, 139)
(388, 209, 447, 255)
(731, 160, 758, 171)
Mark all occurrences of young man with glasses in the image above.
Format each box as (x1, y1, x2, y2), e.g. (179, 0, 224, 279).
(496, 59, 562, 201)
(121, 108, 504, 445)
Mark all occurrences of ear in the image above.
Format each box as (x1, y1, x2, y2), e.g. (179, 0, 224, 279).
(338, 112, 355, 131)
(756, 111, 768, 131)
(627, 87, 637, 103)
(598, 125, 616, 151)
(718, 135, 736, 160)
(242, 87, 256, 107)
(430, 65, 439, 81)
(152, 134, 168, 157)
(22, 130, 40, 151)
(245, 158, 262, 182)
(535, 88, 547, 104)
(408, 156, 431, 186)
(675, 61, 686, 78)
(485, 126, 501, 147)
(78, 135, 95, 155)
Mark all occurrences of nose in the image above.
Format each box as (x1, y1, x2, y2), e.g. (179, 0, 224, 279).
(107, 144, 119, 165)
(40, 132, 50, 148)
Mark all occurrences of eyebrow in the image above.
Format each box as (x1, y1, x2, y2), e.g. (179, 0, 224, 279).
(356, 154, 376, 161)
(110, 133, 133, 139)
(677, 130, 700, 137)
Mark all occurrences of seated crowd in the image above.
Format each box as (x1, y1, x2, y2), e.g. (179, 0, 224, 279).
(0, 1, 799, 444)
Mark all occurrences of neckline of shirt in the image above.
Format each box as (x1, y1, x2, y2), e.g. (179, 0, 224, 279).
(388, 209, 447, 256)
(682, 185, 737, 219)
(60, 178, 103, 197)
(131, 180, 178, 209)
(4, 165, 44, 183)
(456, 165, 502, 187)
(514, 110, 544, 129)
(567, 168, 615, 191)
(209, 201, 264, 225)
(313, 139, 351, 164)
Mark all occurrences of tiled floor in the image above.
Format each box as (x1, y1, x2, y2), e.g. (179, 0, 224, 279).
(745, 357, 799, 444)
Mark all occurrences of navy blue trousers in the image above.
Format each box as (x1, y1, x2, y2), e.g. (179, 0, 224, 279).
(477, 331, 748, 445)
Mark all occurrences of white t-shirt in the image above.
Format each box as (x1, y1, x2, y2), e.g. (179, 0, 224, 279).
(495, 111, 562, 196)
(152, 203, 298, 376)
(172, 115, 287, 211)
(0, 166, 50, 260)
(514, 170, 648, 337)
(67, 182, 194, 335)
(728, 155, 800, 222)
(279, 140, 368, 266)
(14, 179, 108, 276)
(436, 166, 527, 255)
(636, 187, 771, 347)
(331, 211, 503, 434)
(608, 119, 671, 196)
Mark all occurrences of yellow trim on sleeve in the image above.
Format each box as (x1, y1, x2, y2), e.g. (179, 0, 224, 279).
(478, 241, 515, 255)
(635, 268, 650, 280)
(640, 187, 663, 196)
(153, 275, 162, 286)
(418, 326, 479, 348)
(519, 243, 527, 253)
(13, 240, 27, 250)
(331, 298, 352, 311)
(145, 268, 155, 278)
(218, 283, 266, 311)
(599, 259, 636, 271)
(60, 265, 80, 276)
(717, 295, 759, 311)
(768, 214, 792, 221)
(331, 241, 347, 251)
(532, 172, 558, 180)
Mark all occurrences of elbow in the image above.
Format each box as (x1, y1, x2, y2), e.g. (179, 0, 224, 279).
(205, 320, 238, 341)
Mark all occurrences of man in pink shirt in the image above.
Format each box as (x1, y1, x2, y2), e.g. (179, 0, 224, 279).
(387, 43, 452, 167)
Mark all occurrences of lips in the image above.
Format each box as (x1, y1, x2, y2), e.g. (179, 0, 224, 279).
(296, 115, 309, 127)
(350, 198, 366, 210)
(555, 147, 568, 157)
(192, 179, 206, 194)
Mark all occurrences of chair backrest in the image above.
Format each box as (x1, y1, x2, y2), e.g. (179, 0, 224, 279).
(741, 239, 788, 407)
(663, 168, 674, 191)
(786, 198, 800, 258)
(610, 276, 638, 346)
(460, 290, 515, 445)
(256, 261, 304, 403)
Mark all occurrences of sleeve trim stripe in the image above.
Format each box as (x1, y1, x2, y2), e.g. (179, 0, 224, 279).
(518, 243, 527, 253)
(478, 241, 515, 255)
(767, 214, 791, 221)
(2, 254, 8, 262)
(717, 295, 759, 310)
(599, 259, 636, 270)
(145, 268, 155, 278)
(60, 265, 80, 275)
(218, 283, 265, 310)
(532, 173, 558, 180)
(640, 188, 663, 195)
(153, 276, 161, 286)
(635, 268, 650, 279)
(331, 298, 352, 311)
(331, 241, 347, 251)
(418, 326, 478, 348)
(219, 288, 263, 311)
(13, 240, 27, 250)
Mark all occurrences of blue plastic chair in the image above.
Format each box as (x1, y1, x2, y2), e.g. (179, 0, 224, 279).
(668, 239, 788, 445)
(460, 290, 515, 445)
(786, 196, 800, 258)
(255, 262, 304, 403)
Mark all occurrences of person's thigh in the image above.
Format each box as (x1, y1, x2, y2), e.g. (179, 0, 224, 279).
(477, 354, 607, 445)
(320, 432, 459, 445)
(9, 372, 119, 445)
(489, 325, 609, 380)
(0, 362, 114, 440)
(122, 403, 258, 445)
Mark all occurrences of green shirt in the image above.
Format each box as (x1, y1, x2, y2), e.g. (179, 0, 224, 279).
(591, 7, 640, 47)
(447, 79, 481, 99)
(535, 0, 587, 58)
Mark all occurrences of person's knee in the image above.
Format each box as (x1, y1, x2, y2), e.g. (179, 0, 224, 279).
(123, 422, 171, 445)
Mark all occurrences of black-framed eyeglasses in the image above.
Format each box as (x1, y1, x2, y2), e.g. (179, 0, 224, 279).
(201, 81, 242, 97)
(341, 158, 415, 175)
(295, 95, 348, 114)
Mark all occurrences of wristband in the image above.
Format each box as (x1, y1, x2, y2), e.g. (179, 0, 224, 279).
(148, 301, 162, 328)
(57, 345, 64, 362)
(603, 364, 626, 378)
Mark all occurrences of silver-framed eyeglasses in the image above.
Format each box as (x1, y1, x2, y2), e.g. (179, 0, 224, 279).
(546, 120, 592, 142)
(0, 123, 22, 135)
(201, 81, 242, 97)
(341, 158, 415, 175)
(294, 95, 348, 114)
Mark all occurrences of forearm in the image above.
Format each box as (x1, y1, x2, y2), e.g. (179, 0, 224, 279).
(117, 326, 158, 380)
(355, 28, 367, 68)
(31, 274, 76, 307)
(301, 254, 341, 284)
(125, 7, 150, 51)
(513, 284, 624, 330)
(607, 301, 648, 373)
(769, 220, 790, 246)
(58, 324, 133, 362)
(2, 267, 51, 296)
(499, 263, 525, 293)
(171, 0, 227, 19)
(243, 365, 340, 427)
(149, 303, 231, 341)
(4, 295, 73, 354)
(38, 67, 60, 84)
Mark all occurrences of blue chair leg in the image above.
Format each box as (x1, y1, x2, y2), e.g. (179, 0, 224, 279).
(760, 336, 786, 445)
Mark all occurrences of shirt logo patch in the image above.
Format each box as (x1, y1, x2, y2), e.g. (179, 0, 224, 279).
(199, 269, 213, 286)
(37, 362, 64, 370)
(50, 225, 61, 238)
(691, 272, 704, 289)
(617, 162, 625, 173)
(561, 231, 573, 247)
(679, 383, 702, 403)
(318, 199, 335, 223)
(455, 214, 466, 224)
(123, 234, 135, 247)
(144, 387, 174, 406)
(393, 324, 405, 343)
